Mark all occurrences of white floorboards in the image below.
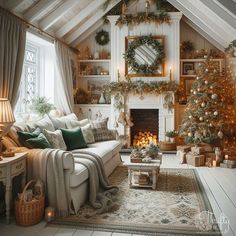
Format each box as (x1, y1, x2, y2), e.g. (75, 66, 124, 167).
(0, 154, 235, 236)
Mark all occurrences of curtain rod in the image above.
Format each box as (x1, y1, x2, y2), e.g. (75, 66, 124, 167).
(0, 6, 79, 54)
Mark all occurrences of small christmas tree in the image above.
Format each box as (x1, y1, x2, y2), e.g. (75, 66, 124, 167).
(179, 59, 236, 145)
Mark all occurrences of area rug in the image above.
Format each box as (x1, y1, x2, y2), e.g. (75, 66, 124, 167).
(52, 167, 220, 235)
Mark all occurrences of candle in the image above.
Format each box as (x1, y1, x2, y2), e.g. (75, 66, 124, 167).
(169, 66, 172, 81)
(117, 69, 120, 82)
(225, 155, 229, 160)
(212, 160, 217, 167)
(45, 207, 55, 222)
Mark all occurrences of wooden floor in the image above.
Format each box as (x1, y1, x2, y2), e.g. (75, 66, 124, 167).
(0, 154, 235, 236)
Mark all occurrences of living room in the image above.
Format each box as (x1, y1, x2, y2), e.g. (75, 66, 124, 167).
(0, 0, 236, 235)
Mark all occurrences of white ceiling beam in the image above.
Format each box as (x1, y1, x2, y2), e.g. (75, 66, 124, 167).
(75, 19, 104, 46)
(56, 0, 105, 38)
(23, 0, 61, 22)
(168, 0, 229, 48)
(183, 17, 224, 51)
(4, 0, 25, 11)
(66, 0, 121, 45)
(39, 0, 81, 31)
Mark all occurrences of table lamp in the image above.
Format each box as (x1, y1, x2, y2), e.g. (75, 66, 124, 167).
(0, 98, 15, 156)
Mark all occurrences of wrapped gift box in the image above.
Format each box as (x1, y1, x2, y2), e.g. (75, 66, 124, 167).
(199, 143, 213, 153)
(177, 145, 191, 152)
(205, 152, 216, 160)
(191, 146, 205, 155)
(186, 153, 205, 167)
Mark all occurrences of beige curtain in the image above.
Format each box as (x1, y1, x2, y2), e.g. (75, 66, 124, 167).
(0, 8, 26, 110)
(55, 41, 74, 114)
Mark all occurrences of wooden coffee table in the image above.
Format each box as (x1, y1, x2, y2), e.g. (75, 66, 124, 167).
(123, 159, 161, 190)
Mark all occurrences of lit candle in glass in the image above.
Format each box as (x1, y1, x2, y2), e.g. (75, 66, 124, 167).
(225, 155, 229, 160)
(45, 207, 55, 222)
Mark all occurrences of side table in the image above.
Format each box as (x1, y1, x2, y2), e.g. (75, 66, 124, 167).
(0, 152, 27, 223)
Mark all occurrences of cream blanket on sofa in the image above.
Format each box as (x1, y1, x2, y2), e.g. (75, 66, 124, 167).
(27, 148, 118, 215)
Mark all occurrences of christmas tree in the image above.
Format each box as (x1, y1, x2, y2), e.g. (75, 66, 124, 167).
(179, 59, 236, 146)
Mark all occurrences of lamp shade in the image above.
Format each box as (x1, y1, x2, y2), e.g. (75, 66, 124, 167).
(0, 98, 15, 136)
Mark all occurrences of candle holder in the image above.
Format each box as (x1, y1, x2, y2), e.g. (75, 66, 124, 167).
(45, 207, 55, 222)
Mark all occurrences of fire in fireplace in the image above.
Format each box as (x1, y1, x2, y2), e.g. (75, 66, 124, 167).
(130, 109, 159, 148)
(133, 131, 157, 148)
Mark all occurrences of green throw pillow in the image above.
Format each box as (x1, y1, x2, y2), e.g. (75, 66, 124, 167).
(26, 133, 51, 149)
(17, 128, 41, 146)
(60, 127, 87, 151)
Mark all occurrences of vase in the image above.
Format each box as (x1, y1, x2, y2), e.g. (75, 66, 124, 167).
(99, 93, 106, 104)
(170, 137, 175, 143)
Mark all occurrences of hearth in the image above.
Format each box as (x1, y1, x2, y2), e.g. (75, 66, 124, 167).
(130, 109, 159, 148)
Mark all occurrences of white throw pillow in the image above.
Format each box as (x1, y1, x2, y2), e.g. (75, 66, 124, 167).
(35, 116, 55, 132)
(66, 119, 90, 129)
(81, 124, 95, 144)
(43, 129, 67, 150)
(49, 113, 78, 129)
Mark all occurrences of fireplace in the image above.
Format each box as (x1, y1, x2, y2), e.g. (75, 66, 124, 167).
(130, 109, 159, 148)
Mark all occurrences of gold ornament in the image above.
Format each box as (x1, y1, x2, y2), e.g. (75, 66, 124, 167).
(214, 111, 218, 116)
(189, 115, 192, 119)
(201, 102, 206, 107)
(218, 130, 223, 139)
(197, 88, 201, 92)
(205, 111, 209, 115)
(199, 117, 203, 121)
(195, 99, 199, 104)
(210, 85, 213, 89)
(193, 91, 197, 95)
(205, 80, 208, 84)
(211, 94, 218, 99)
(188, 132, 193, 137)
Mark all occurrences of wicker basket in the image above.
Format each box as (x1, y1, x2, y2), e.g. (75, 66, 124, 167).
(15, 180, 45, 226)
(159, 142, 176, 151)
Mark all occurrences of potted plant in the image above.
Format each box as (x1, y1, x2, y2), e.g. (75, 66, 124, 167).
(30, 96, 54, 117)
(165, 130, 178, 143)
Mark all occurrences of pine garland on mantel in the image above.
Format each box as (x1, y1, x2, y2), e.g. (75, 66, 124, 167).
(103, 80, 178, 111)
(115, 12, 171, 27)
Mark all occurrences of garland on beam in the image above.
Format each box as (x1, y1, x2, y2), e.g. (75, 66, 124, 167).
(116, 12, 171, 27)
(124, 35, 165, 74)
(103, 80, 178, 111)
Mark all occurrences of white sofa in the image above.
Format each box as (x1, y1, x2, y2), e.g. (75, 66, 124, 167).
(2, 114, 122, 212)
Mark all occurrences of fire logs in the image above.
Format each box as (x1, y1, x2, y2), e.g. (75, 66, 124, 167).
(133, 131, 157, 148)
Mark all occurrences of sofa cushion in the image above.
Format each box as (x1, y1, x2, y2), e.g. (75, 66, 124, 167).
(35, 116, 55, 132)
(90, 118, 116, 142)
(49, 113, 78, 129)
(43, 129, 67, 150)
(17, 128, 41, 146)
(81, 124, 95, 144)
(70, 163, 89, 187)
(26, 133, 51, 149)
(61, 127, 87, 151)
(73, 140, 121, 165)
(66, 118, 90, 129)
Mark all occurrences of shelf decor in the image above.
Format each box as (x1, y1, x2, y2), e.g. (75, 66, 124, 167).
(95, 30, 110, 46)
(124, 35, 165, 76)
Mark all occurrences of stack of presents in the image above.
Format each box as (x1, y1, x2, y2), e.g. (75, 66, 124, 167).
(177, 144, 236, 168)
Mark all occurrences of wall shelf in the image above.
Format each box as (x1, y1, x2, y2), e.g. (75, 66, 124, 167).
(79, 59, 111, 63)
(79, 75, 110, 78)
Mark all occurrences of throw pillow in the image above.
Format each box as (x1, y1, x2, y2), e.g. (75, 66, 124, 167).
(81, 124, 95, 144)
(90, 118, 116, 142)
(43, 129, 67, 150)
(26, 133, 51, 149)
(66, 118, 89, 129)
(60, 127, 87, 151)
(35, 116, 55, 132)
(49, 113, 78, 129)
(17, 128, 41, 146)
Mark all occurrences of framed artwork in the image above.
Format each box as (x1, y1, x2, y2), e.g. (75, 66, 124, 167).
(182, 62, 195, 75)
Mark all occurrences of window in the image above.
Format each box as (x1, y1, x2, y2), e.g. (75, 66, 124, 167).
(15, 32, 55, 118)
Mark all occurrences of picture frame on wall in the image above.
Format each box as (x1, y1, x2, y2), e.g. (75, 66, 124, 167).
(182, 62, 195, 75)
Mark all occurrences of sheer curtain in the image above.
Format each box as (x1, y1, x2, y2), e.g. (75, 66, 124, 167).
(0, 8, 26, 110)
(54, 41, 74, 114)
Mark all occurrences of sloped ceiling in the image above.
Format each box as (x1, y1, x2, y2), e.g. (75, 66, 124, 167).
(0, 0, 235, 50)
